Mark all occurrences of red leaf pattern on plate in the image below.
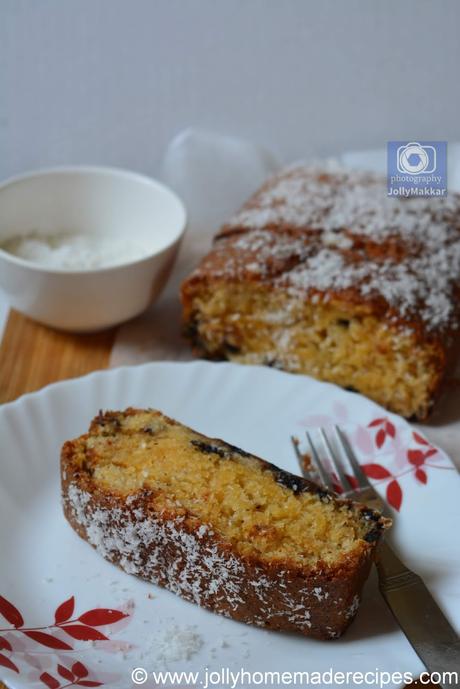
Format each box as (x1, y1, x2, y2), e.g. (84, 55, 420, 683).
(385, 421, 396, 438)
(375, 428, 386, 448)
(0, 596, 124, 684)
(413, 431, 430, 445)
(57, 663, 75, 681)
(386, 479, 403, 511)
(78, 609, 127, 626)
(61, 625, 109, 642)
(424, 448, 437, 459)
(368, 417, 396, 448)
(407, 449, 426, 467)
(55, 596, 75, 625)
(40, 672, 61, 689)
(39, 664, 103, 688)
(408, 447, 438, 467)
(362, 463, 392, 480)
(0, 652, 19, 673)
(415, 468, 428, 484)
(368, 418, 385, 427)
(24, 631, 73, 650)
(72, 661, 89, 678)
(0, 595, 24, 628)
(411, 432, 438, 459)
(362, 416, 451, 509)
(0, 635, 12, 652)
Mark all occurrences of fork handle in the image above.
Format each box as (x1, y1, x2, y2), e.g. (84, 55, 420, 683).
(376, 541, 460, 685)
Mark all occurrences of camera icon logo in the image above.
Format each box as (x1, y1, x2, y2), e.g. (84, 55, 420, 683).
(396, 141, 436, 175)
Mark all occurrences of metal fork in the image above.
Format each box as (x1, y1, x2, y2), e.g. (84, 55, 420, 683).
(291, 427, 460, 685)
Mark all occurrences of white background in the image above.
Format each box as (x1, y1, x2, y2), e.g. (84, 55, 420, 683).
(1, 0, 460, 180)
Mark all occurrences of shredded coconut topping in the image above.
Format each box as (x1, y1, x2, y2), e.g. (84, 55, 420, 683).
(64, 483, 364, 637)
(203, 164, 460, 333)
(148, 623, 203, 664)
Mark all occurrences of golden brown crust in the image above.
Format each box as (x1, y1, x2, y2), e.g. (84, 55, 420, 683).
(61, 408, 389, 639)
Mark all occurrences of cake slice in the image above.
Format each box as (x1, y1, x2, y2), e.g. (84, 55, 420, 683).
(61, 408, 390, 639)
(181, 164, 460, 419)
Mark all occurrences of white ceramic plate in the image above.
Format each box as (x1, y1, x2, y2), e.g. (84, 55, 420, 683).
(1, 361, 459, 689)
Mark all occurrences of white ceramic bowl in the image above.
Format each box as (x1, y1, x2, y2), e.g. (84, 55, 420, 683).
(0, 166, 186, 332)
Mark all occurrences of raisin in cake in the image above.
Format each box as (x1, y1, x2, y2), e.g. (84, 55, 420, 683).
(61, 408, 390, 639)
(181, 165, 460, 419)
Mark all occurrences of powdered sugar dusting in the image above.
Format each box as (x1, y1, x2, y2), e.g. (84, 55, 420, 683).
(202, 164, 460, 332)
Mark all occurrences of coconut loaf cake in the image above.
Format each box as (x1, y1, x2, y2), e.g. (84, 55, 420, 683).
(61, 408, 390, 639)
(181, 164, 460, 419)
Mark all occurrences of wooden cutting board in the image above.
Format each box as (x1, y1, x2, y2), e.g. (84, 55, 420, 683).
(0, 310, 440, 689)
(0, 310, 115, 404)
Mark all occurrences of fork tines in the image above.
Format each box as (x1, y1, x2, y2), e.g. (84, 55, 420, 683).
(291, 425, 373, 499)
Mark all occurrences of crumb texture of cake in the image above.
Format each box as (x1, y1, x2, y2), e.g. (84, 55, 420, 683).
(62, 408, 390, 639)
(181, 164, 460, 419)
